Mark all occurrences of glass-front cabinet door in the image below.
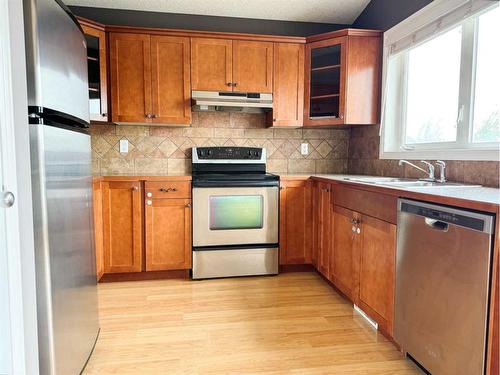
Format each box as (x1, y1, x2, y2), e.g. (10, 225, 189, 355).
(81, 22, 108, 122)
(304, 37, 346, 126)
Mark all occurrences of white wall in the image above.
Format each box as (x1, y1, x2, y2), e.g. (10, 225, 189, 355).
(0, 0, 39, 373)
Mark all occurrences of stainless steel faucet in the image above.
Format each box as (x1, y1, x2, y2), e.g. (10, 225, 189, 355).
(398, 160, 435, 181)
(436, 160, 446, 182)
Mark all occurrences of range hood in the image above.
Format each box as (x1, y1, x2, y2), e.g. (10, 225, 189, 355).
(192, 90, 273, 113)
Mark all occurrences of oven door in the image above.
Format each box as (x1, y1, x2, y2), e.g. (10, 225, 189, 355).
(193, 186, 279, 247)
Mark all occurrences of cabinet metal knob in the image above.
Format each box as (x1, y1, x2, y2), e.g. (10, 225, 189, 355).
(1, 191, 15, 208)
(233, 83, 238, 87)
(352, 226, 356, 232)
(145, 113, 153, 119)
(101, 113, 107, 117)
(146, 200, 152, 206)
(279, 186, 285, 190)
(146, 192, 152, 198)
(226, 82, 232, 86)
(132, 186, 139, 191)
(186, 203, 191, 208)
(273, 118, 277, 122)
(152, 114, 159, 119)
(356, 227, 361, 234)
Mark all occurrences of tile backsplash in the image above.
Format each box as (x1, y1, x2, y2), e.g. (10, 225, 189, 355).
(348, 125, 500, 188)
(90, 112, 350, 175)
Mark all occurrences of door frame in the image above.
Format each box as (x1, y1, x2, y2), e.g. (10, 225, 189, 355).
(0, 1, 39, 373)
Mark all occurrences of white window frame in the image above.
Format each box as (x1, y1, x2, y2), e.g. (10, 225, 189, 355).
(380, 0, 500, 161)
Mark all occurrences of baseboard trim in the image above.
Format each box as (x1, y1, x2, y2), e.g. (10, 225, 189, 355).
(99, 269, 190, 283)
(279, 264, 315, 273)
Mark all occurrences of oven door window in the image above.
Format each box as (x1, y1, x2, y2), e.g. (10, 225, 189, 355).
(209, 195, 263, 230)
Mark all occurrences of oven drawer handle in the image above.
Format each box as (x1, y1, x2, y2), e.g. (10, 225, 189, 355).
(159, 187, 178, 193)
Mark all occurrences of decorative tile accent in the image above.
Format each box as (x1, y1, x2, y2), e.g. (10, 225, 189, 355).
(90, 114, 350, 175)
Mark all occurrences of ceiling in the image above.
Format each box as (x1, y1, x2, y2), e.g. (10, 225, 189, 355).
(63, 0, 371, 24)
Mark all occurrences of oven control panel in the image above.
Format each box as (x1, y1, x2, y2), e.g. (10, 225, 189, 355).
(195, 147, 263, 160)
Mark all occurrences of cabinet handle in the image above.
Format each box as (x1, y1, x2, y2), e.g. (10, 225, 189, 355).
(356, 227, 361, 234)
(132, 186, 139, 191)
(339, 114, 344, 120)
(101, 113, 107, 117)
(152, 114, 159, 119)
(279, 186, 285, 190)
(233, 83, 238, 87)
(159, 187, 177, 192)
(146, 192, 152, 198)
(273, 118, 277, 122)
(186, 203, 191, 208)
(351, 218, 360, 225)
(146, 199, 152, 206)
(352, 226, 356, 232)
(226, 82, 232, 86)
(145, 113, 152, 119)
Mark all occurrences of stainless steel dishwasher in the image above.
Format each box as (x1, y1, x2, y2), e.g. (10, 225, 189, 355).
(394, 199, 494, 375)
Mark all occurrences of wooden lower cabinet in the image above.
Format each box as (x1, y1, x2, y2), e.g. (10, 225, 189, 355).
(95, 178, 192, 277)
(92, 179, 104, 280)
(330, 203, 396, 335)
(315, 182, 331, 278)
(331, 205, 357, 300)
(357, 214, 396, 335)
(145, 198, 192, 271)
(279, 178, 312, 265)
(101, 180, 143, 273)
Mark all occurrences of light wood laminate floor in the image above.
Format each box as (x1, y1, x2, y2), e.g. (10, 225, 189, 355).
(84, 272, 421, 374)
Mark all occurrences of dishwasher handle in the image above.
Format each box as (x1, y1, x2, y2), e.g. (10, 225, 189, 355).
(424, 218, 449, 232)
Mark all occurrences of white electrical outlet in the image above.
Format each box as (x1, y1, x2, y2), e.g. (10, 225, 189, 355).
(119, 139, 129, 153)
(300, 143, 309, 155)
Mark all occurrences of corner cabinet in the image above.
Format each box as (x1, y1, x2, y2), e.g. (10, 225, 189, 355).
(304, 30, 382, 126)
(79, 18, 108, 122)
(109, 33, 192, 125)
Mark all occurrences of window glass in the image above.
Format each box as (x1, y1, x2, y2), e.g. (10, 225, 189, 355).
(209, 195, 263, 230)
(405, 26, 462, 144)
(472, 6, 500, 143)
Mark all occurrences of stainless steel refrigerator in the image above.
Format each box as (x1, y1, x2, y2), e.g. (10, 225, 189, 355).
(23, 0, 99, 373)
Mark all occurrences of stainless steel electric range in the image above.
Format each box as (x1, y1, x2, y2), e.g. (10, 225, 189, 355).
(191, 146, 279, 279)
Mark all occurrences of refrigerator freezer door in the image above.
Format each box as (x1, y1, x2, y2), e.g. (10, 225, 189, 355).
(24, 0, 89, 123)
(30, 124, 98, 374)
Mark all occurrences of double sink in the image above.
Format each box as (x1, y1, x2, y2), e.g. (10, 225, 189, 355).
(342, 176, 480, 188)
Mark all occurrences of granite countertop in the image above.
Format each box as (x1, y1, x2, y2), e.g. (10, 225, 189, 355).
(313, 174, 500, 206)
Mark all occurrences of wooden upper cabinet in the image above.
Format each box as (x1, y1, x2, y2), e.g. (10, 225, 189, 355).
(269, 43, 304, 126)
(109, 33, 152, 123)
(191, 38, 273, 93)
(80, 21, 108, 122)
(357, 215, 396, 335)
(145, 198, 192, 271)
(151, 36, 191, 124)
(102, 180, 143, 273)
(233, 40, 273, 93)
(279, 179, 312, 265)
(304, 31, 382, 126)
(191, 38, 233, 91)
(331, 205, 357, 299)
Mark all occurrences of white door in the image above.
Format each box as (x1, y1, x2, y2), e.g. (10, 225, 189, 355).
(0, 0, 39, 373)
